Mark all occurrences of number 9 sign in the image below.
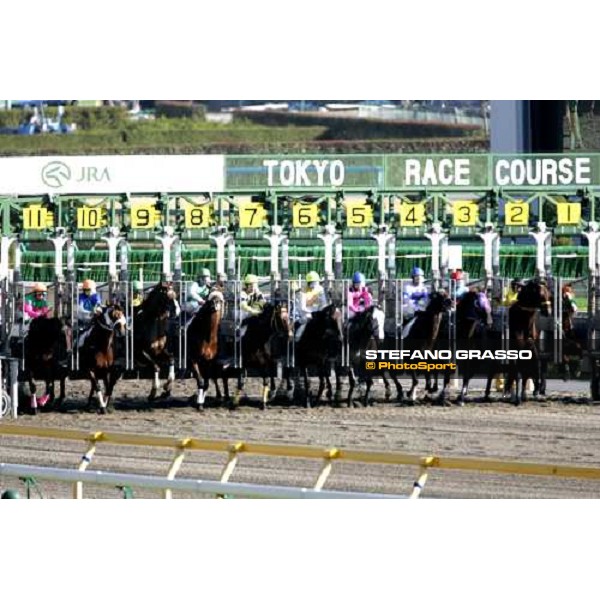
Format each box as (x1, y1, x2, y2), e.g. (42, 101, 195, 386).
(131, 202, 160, 229)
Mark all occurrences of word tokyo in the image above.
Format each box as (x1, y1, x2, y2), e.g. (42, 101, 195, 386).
(364, 350, 533, 360)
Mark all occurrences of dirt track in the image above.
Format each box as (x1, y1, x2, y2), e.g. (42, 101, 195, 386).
(1, 378, 600, 498)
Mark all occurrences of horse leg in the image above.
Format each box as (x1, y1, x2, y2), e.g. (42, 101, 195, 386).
(363, 376, 373, 407)
(190, 361, 206, 411)
(304, 368, 311, 409)
(457, 371, 472, 407)
(26, 370, 38, 415)
(161, 357, 176, 399)
(97, 371, 110, 415)
(213, 378, 222, 402)
(104, 368, 120, 414)
(39, 379, 53, 411)
(347, 367, 356, 407)
(314, 372, 326, 406)
(142, 351, 160, 402)
(56, 374, 66, 411)
(407, 371, 418, 405)
(437, 370, 452, 406)
(260, 374, 270, 410)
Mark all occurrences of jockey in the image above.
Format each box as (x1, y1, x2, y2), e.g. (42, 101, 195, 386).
(185, 268, 212, 316)
(502, 278, 523, 306)
(77, 279, 102, 329)
(347, 271, 385, 341)
(240, 274, 265, 321)
(295, 271, 329, 341)
(450, 269, 468, 301)
(402, 266, 429, 319)
(23, 283, 51, 321)
(562, 284, 578, 315)
(132, 281, 144, 308)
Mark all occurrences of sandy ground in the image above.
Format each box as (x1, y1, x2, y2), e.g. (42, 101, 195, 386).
(1, 376, 599, 499)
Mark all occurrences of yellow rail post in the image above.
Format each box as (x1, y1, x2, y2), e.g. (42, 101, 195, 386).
(73, 432, 104, 499)
(410, 456, 435, 499)
(314, 448, 340, 491)
(217, 442, 245, 498)
(164, 438, 192, 500)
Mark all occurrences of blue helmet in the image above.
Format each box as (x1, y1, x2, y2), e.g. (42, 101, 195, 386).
(411, 267, 424, 277)
(352, 271, 365, 284)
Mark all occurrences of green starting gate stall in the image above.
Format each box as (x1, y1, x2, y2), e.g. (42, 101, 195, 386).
(1, 152, 600, 411)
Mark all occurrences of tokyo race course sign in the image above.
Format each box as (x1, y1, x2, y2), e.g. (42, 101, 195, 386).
(224, 154, 600, 191)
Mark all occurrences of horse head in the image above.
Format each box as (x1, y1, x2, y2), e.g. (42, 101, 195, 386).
(270, 300, 292, 339)
(517, 279, 552, 316)
(348, 305, 377, 346)
(141, 281, 173, 318)
(97, 304, 127, 337)
(427, 290, 452, 315)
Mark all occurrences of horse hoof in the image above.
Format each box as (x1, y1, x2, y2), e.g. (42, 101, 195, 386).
(196, 403, 204, 412)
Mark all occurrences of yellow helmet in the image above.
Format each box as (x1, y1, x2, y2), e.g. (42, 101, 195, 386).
(306, 271, 321, 283)
(32, 282, 47, 293)
(244, 274, 258, 285)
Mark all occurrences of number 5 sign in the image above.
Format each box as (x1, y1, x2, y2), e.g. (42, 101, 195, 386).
(346, 201, 373, 228)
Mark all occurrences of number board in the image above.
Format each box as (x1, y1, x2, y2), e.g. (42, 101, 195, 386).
(346, 201, 374, 228)
(452, 200, 478, 226)
(504, 202, 529, 226)
(77, 207, 107, 230)
(398, 202, 426, 227)
(292, 203, 319, 228)
(239, 201, 267, 228)
(184, 203, 211, 228)
(556, 202, 582, 225)
(131, 202, 161, 229)
(23, 204, 54, 230)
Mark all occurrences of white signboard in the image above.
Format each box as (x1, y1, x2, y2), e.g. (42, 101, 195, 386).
(0, 155, 225, 194)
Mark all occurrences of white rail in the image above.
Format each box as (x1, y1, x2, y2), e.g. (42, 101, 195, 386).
(0, 463, 406, 499)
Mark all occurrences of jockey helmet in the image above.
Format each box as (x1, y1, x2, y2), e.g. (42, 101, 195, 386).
(200, 268, 211, 279)
(82, 279, 95, 291)
(244, 274, 258, 285)
(352, 272, 366, 285)
(133, 281, 143, 292)
(411, 267, 424, 278)
(32, 282, 47, 293)
(306, 271, 321, 283)
(1, 489, 20, 499)
(450, 269, 463, 281)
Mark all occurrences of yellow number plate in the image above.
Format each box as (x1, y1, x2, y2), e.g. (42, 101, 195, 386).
(77, 207, 106, 230)
(556, 202, 581, 225)
(504, 202, 529, 226)
(131, 202, 160, 229)
(452, 201, 478, 226)
(23, 204, 54, 230)
(184, 203, 211, 228)
(346, 201, 373, 228)
(239, 201, 267, 228)
(292, 203, 319, 228)
(398, 202, 426, 227)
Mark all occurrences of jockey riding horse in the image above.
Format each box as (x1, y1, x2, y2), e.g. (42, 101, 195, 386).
(79, 303, 127, 413)
(133, 281, 177, 403)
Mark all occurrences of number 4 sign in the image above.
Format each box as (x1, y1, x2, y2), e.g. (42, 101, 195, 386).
(398, 203, 426, 227)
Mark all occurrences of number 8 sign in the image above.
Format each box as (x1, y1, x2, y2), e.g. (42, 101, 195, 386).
(184, 203, 210, 228)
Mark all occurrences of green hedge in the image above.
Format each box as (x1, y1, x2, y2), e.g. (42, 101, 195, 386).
(0, 106, 129, 130)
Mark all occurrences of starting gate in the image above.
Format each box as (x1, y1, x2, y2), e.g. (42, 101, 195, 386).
(1, 151, 600, 409)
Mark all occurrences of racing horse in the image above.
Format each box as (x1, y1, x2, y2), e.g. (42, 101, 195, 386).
(233, 299, 292, 409)
(453, 289, 503, 405)
(186, 290, 224, 411)
(78, 304, 127, 413)
(505, 279, 552, 405)
(291, 302, 344, 408)
(388, 290, 453, 405)
(22, 315, 72, 414)
(133, 281, 177, 402)
(559, 284, 583, 381)
(346, 305, 392, 407)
